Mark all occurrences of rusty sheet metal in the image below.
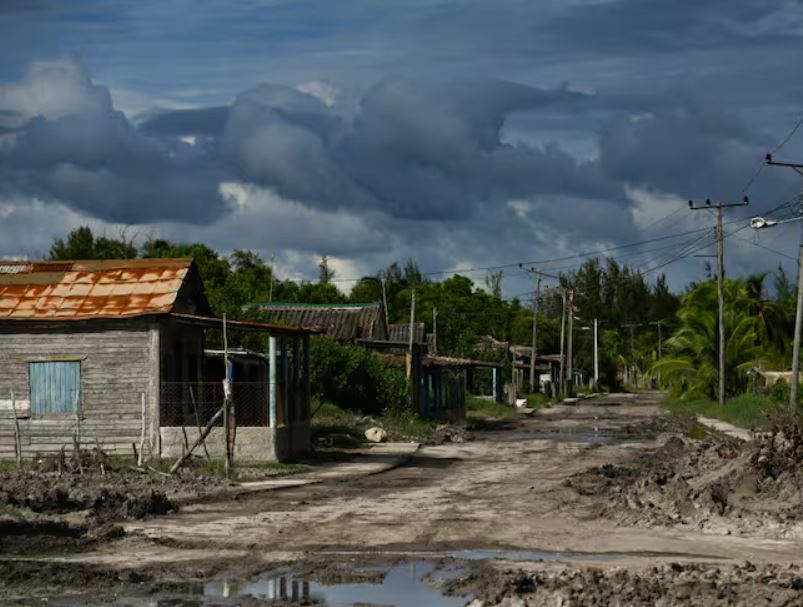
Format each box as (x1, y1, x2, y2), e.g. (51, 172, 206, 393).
(0, 259, 193, 321)
(252, 302, 383, 341)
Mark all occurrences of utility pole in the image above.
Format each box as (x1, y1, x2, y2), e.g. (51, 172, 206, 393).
(558, 290, 567, 398)
(593, 318, 599, 392)
(432, 306, 438, 355)
(649, 321, 664, 386)
(765, 154, 803, 407)
(689, 196, 749, 406)
(566, 289, 574, 397)
(622, 323, 641, 386)
(380, 272, 390, 331)
(529, 275, 542, 393)
(519, 265, 557, 393)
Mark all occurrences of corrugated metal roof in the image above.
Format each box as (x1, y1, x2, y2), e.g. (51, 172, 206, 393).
(423, 355, 503, 369)
(251, 302, 384, 341)
(388, 322, 425, 344)
(0, 259, 194, 321)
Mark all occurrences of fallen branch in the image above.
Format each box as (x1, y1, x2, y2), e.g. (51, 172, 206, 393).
(189, 387, 210, 461)
(10, 390, 22, 468)
(169, 403, 225, 474)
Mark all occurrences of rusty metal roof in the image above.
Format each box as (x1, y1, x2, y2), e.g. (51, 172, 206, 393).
(250, 302, 385, 341)
(0, 259, 195, 321)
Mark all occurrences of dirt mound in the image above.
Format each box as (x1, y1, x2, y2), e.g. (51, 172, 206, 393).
(0, 451, 228, 555)
(452, 561, 803, 606)
(567, 415, 803, 537)
(0, 471, 176, 523)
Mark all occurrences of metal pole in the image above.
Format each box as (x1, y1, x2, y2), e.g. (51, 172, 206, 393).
(790, 193, 803, 409)
(593, 318, 599, 391)
(529, 274, 541, 393)
(269, 336, 277, 428)
(558, 290, 566, 398)
(716, 206, 726, 406)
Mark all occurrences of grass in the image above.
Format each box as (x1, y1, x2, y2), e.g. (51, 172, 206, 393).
(311, 400, 436, 443)
(525, 392, 555, 409)
(147, 456, 305, 480)
(466, 396, 518, 420)
(662, 393, 775, 430)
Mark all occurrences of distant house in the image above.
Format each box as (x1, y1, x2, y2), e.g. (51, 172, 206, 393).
(250, 302, 388, 342)
(0, 259, 315, 462)
(253, 301, 501, 417)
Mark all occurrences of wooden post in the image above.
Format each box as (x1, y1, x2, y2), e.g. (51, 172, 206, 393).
(432, 307, 438, 355)
(303, 336, 311, 420)
(10, 390, 21, 468)
(222, 313, 232, 478)
(138, 393, 146, 466)
(286, 337, 290, 426)
(293, 337, 301, 423)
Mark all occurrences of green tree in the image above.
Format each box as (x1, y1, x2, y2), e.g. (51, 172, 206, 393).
(49, 226, 137, 260)
(653, 279, 761, 399)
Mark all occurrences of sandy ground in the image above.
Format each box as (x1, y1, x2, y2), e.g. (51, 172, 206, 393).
(4, 392, 803, 605)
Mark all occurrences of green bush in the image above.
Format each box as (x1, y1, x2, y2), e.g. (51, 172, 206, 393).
(768, 378, 802, 404)
(309, 336, 409, 414)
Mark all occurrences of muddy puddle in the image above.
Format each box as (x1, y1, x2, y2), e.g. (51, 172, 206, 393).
(481, 425, 652, 445)
(39, 562, 468, 607)
(205, 562, 465, 606)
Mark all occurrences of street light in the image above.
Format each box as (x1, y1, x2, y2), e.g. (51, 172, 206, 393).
(751, 207, 803, 408)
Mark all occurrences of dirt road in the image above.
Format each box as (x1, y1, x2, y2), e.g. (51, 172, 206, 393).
(5, 393, 803, 605)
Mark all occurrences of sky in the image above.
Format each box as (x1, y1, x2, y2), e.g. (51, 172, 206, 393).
(1, 0, 803, 298)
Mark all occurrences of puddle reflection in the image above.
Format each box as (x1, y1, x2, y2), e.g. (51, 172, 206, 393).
(203, 562, 465, 607)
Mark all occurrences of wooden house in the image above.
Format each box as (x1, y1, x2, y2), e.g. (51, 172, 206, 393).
(0, 259, 315, 462)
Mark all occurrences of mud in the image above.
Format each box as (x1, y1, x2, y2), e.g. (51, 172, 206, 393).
(567, 414, 803, 538)
(450, 560, 803, 606)
(5, 393, 803, 606)
(0, 452, 228, 555)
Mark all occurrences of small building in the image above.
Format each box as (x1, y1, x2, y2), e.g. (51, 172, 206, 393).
(249, 301, 388, 342)
(0, 259, 315, 462)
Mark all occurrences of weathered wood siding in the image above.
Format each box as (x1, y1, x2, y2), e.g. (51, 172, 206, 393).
(0, 321, 159, 458)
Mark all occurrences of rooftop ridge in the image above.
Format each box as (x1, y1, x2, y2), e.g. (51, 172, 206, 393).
(249, 301, 381, 308)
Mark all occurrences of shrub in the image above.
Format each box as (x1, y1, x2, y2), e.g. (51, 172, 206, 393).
(768, 378, 802, 404)
(309, 336, 409, 414)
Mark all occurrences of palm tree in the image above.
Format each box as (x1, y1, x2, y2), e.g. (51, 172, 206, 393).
(653, 280, 760, 399)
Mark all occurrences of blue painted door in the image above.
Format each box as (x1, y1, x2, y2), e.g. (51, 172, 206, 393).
(29, 361, 81, 415)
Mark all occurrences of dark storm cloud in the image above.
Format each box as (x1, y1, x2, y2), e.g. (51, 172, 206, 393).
(0, 60, 229, 224)
(215, 78, 614, 219)
(0, 56, 796, 250)
(598, 97, 801, 204)
(139, 106, 229, 136)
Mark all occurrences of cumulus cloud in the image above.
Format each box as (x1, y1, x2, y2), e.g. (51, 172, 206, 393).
(0, 59, 112, 122)
(0, 59, 229, 223)
(1, 55, 797, 293)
